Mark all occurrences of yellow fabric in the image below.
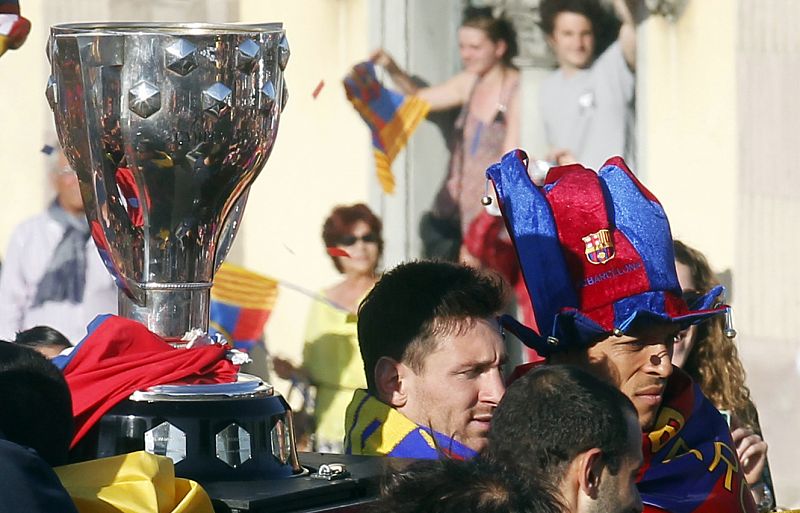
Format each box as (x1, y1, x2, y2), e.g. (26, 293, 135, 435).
(211, 262, 279, 310)
(344, 389, 435, 457)
(348, 94, 430, 195)
(302, 296, 367, 448)
(54, 451, 214, 513)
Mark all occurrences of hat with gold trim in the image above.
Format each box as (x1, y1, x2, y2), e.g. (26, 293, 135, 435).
(486, 150, 726, 356)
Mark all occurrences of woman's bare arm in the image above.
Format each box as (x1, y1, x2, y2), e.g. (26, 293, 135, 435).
(370, 49, 473, 111)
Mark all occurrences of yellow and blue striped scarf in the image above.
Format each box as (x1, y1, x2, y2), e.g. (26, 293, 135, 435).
(343, 389, 477, 460)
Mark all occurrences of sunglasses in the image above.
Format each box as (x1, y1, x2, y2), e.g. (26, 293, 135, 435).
(337, 233, 379, 246)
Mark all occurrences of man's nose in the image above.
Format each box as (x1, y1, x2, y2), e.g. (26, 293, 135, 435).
(646, 346, 673, 378)
(480, 368, 506, 404)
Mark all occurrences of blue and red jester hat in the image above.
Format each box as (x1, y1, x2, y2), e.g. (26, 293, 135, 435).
(487, 150, 757, 513)
(0, 0, 30, 58)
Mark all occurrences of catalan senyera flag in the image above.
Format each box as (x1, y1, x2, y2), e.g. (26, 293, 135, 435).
(210, 263, 279, 352)
(344, 61, 430, 194)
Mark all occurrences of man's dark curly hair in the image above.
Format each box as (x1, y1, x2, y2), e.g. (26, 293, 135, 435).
(539, 0, 622, 57)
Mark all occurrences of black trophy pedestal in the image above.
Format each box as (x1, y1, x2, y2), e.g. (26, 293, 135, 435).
(203, 452, 413, 513)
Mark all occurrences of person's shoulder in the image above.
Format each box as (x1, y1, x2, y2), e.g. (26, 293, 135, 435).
(449, 71, 479, 98)
(592, 40, 626, 70)
(6, 211, 58, 244)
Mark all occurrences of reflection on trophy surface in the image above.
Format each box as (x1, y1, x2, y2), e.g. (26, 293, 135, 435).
(47, 22, 289, 340)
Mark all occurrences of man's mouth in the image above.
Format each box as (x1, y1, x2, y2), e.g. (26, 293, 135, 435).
(635, 386, 665, 406)
(470, 414, 493, 428)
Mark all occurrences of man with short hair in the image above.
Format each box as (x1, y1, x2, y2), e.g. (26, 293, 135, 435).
(487, 151, 758, 512)
(486, 365, 643, 513)
(344, 260, 507, 459)
(539, 0, 638, 169)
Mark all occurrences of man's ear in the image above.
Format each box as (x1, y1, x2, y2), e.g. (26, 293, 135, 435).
(374, 356, 408, 408)
(577, 447, 604, 500)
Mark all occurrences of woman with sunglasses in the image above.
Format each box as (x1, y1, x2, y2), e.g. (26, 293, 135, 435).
(673, 240, 774, 512)
(275, 204, 382, 453)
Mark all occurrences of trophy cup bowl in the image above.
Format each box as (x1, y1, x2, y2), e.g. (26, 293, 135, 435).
(47, 22, 289, 340)
(48, 22, 303, 481)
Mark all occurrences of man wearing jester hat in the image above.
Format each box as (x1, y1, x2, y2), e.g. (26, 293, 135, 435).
(487, 151, 762, 513)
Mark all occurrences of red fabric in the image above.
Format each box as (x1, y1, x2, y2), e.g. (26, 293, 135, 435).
(115, 167, 144, 227)
(327, 247, 350, 258)
(544, 166, 652, 330)
(232, 307, 272, 341)
(64, 315, 238, 447)
(464, 212, 544, 363)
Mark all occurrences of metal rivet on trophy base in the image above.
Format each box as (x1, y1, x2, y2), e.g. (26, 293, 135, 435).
(128, 80, 161, 118)
(259, 80, 276, 112)
(237, 38, 261, 72)
(202, 82, 233, 118)
(216, 423, 252, 468)
(165, 39, 199, 76)
(45, 76, 58, 110)
(278, 34, 290, 71)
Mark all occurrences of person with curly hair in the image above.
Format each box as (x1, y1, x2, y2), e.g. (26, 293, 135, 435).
(673, 240, 775, 512)
(273, 203, 383, 453)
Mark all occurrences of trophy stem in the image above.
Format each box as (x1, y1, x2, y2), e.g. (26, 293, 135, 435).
(118, 286, 211, 341)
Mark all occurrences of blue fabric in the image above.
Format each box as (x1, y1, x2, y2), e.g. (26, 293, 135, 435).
(0, 438, 79, 513)
(486, 151, 578, 342)
(488, 151, 728, 352)
(599, 162, 679, 294)
(52, 314, 112, 371)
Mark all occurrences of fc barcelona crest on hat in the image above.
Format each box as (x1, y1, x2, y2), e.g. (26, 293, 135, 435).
(582, 229, 615, 265)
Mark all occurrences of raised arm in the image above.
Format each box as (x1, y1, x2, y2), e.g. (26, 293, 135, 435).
(370, 49, 473, 112)
(614, 0, 638, 70)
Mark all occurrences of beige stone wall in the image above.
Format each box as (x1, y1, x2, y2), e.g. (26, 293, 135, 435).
(637, 0, 738, 272)
(235, 0, 371, 369)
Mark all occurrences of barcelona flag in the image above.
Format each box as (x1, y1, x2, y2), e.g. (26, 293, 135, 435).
(209, 263, 278, 352)
(344, 61, 430, 194)
(639, 369, 757, 513)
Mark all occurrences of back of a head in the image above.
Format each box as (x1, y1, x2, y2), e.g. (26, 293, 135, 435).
(371, 458, 563, 513)
(15, 325, 72, 352)
(486, 365, 637, 486)
(0, 341, 74, 466)
(357, 260, 506, 392)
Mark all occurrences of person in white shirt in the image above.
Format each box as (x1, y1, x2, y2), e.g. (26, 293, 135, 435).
(0, 149, 117, 343)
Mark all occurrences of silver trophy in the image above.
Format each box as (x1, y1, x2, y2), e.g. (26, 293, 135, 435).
(47, 23, 304, 481)
(46, 22, 289, 340)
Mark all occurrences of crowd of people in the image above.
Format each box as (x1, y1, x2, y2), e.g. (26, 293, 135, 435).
(0, 0, 782, 512)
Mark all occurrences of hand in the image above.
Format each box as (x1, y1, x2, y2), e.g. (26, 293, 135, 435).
(547, 149, 578, 166)
(730, 426, 768, 485)
(271, 356, 299, 381)
(369, 49, 397, 72)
